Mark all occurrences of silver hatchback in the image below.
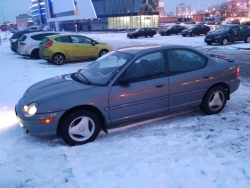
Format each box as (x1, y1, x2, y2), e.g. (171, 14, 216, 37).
(16, 45, 240, 146)
(17, 31, 60, 59)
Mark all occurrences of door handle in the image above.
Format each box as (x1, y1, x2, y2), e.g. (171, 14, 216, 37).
(203, 75, 210, 79)
(155, 84, 164, 88)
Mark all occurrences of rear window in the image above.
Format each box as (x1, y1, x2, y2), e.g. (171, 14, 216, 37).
(40, 37, 50, 44)
(31, 33, 59, 41)
(19, 35, 27, 42)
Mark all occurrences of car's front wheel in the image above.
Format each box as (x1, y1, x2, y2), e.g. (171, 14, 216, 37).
(191, 32, 195, 37)
(221, 38, 228, 45)
(99, 49, 109, 57)
(52, 53, 65, 65)
(244, 36, 250, 43)
(200, 86, 227, 115)
(61, 110, 101, 146)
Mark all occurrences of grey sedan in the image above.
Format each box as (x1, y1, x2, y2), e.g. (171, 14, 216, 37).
(16, 45, 240, 146)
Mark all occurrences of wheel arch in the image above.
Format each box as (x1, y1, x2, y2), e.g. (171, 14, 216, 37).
(201, 82, 230, 105)
(57, 105, 108, 135)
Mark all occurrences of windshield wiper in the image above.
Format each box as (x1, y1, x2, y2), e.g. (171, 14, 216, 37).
(76, 70, 91, 85)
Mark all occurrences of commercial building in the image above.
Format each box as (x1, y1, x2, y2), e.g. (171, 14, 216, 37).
(16, 14, 29, 27)
(44, 0, 159, 31)
(30, 0, 47, 26)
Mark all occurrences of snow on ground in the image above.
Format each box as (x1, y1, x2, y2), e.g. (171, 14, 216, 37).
(0, 31, 250, 188)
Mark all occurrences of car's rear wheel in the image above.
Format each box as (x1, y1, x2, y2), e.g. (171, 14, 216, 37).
(31, 49, 40, 59)
(200, 86, 227, 115)
(52, 53, 65, 65)
(244, 36, 250, 43)
(221, 38, 228, 45)
(60, 110, 101, 146)
(99, 49, 109, 57)
(191, 33, 195, 37)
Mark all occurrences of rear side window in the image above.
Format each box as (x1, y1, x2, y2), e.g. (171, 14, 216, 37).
(19, 35, 27, 42)
(55, 36, 70, 43)
(40, 37, 50, 44)
(167, 49, 207, 75)
(31, 35, 40, 40)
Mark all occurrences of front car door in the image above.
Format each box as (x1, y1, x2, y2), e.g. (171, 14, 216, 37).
(70, 36, 97, 58)
(166, 49, 216, 112)
(109, 51, 169, 124)
(228, 26, 239, 42)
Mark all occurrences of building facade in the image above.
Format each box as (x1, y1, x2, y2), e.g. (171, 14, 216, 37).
(16, 14, 29, 27)
(158, 1, 165, 17)
(44, 0, 159, 31)
(30, 0, 47, 26)
(176, 3, 191, 18)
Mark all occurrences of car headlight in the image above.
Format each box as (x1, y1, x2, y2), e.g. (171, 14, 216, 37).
(24, 103, 38, 115)
(214, 35, 221, 38)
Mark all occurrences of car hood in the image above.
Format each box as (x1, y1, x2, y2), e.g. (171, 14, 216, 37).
(22, 73, 95, 104)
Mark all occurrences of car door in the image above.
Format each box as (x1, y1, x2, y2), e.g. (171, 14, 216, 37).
(228, 26, 239, 41)
(238, 26, 248, 41)
(139, 28, 145, 37)
(54, 36, 74, 59)
(166, 49, 216, 112)
(70, 36, 97, 58)
(108, 51, 169, 124)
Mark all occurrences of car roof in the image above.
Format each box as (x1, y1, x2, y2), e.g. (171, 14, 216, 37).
(116, 44, 202, 55)
(23, 31, 59, 37)
(45, 34, 91, 39)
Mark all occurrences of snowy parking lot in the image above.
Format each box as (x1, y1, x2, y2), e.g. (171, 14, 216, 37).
(0, 31, 250, 187)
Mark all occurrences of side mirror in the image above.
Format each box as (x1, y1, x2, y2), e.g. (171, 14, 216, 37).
(118, 76, 136, 85)
(92, 41, 96, 46)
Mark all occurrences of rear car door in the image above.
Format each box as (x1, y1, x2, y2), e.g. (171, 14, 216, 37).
(54, 36, 74, 59)
(70, 36, 97, 58)
(109, 51, 169, 124)
(238, 26, 248, 41)
(166, 49, 216, 112)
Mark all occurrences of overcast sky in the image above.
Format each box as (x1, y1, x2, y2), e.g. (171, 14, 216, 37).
(0, 0, 223, 23)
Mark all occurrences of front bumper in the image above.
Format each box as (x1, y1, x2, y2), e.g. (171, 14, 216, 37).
(15, 100, 65, 136)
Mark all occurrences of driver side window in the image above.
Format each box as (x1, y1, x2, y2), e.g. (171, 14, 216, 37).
(125, 51, 166, 82)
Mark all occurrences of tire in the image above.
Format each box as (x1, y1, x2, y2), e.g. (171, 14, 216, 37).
(206, 42, 212, 45)
(31, 49, 40, 59)
(150, 35, 153, 37)
(99, 49, 109, 57)
(52, 53, 65, 65)
(191, 33, 195, 37)
(182, 34, 186, 37)
(244, 36, 250, 43)
(129, 36, 132, 39)
(200, 86, 227, 115)
(145, 35, 147, 37)
(60, 110, 101, 146)
(221, 38, 228, 45)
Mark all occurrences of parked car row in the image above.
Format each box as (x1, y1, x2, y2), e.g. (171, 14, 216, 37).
(9, 31, 112, 65)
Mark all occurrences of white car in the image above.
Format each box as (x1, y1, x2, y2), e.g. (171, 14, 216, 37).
(17, 31, 60, 59)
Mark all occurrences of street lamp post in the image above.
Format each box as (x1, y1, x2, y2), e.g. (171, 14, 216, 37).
(1, 6, 7, 23)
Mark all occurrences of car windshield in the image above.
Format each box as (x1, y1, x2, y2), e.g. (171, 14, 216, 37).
(135, 29, 140, 32)
(78, 51, 134, 86)
(216, 26, 231, 32)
